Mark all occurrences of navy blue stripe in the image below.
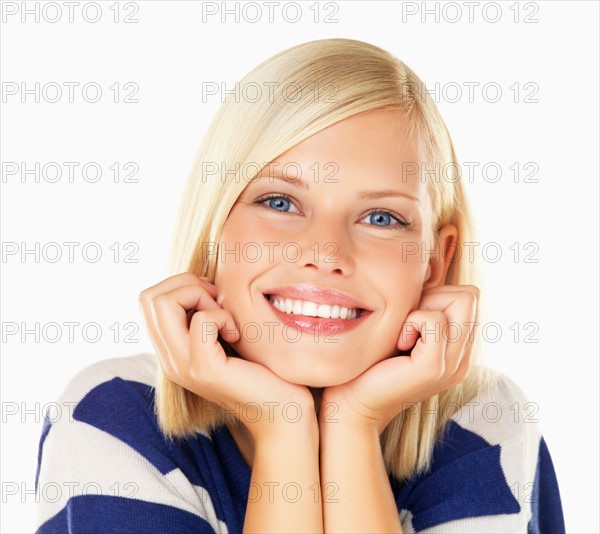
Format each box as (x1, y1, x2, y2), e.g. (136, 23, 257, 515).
(71, 378, 249, 530)
(211, 425, 251, 530)
(36, 494, 215, 533)
(73, 379, 205, 483)
(36, 367, 565, 532)
(35, 413, 53, 492)
(527, 436, 566, 533)
(392, 420, 520, 529)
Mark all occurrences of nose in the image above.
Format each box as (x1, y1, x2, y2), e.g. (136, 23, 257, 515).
(297, 219, 354, 275)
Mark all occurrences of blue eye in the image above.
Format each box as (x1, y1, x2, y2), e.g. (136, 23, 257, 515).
(254, 194, 411, 230)
(362, 210, 411, 230)
(254, 194, 299, 213)
(368, 211, 393, 226)
(266, 196, 291, 211)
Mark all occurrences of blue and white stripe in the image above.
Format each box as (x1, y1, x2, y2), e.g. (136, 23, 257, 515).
(35, 353, 565, 533)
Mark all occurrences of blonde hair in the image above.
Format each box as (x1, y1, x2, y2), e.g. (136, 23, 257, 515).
(157, 38, 501, 483)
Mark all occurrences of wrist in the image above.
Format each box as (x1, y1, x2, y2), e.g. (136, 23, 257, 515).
(249, 406, 320, 446)
(319, 413, 380, 442)
(319, 389, 385, 437)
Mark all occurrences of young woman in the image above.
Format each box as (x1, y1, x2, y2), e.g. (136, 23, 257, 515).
(35, 38, 565, 533)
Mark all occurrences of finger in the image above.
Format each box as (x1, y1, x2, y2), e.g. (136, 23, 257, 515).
(397, 317, 420, 351)
(398, 285, 479, 352)
(417, 288, 478, 376)
(419, 284, 480, 300)
(418, 286, 479, 317)
(138, 273, 218, 352)
(188, 312, 295, 410)
(396, 309, 448, 374)
(397, 306, 449, 353)
(150, 285, 236, 375)
(139, 273, 217, 304)
(139, 275, 214, 352)
(352, 310, 448, 416)
(188, 307, 241, 369)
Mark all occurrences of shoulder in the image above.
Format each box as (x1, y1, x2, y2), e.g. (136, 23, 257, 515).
(35, 353, 226, 533)
(396, 368, 566, 533)
(41, 352, 163, 454)
(444, 369, 545, 506)
(448, 368, 542, 450)
(428, 367, 544, 491)
(37, 352, 162, 459)
(52, 351, 158, 404)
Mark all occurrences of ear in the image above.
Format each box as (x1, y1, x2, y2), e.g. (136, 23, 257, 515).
(423, 224, 458, 289)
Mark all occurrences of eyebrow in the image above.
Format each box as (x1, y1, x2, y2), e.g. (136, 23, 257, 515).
(253, 173, 420, 203)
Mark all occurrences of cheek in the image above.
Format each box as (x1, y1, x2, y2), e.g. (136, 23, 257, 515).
(371, 244, 427, 292)
(213, 218, 246, 305)
(213, 215, 276, 308)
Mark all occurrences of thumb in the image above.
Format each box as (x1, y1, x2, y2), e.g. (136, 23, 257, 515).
(397, 313, 420, 351)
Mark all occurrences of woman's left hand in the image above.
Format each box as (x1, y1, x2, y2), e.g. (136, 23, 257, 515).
(320, 285, 480, 434)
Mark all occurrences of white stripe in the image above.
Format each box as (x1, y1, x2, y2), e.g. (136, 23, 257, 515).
(447, 371, 542, 525)
(36, 407, 226, 531)
(400, 508, 529, 533)
(48, 352, 158, 407)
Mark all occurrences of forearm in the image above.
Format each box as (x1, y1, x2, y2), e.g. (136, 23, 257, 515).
(320, 422, 402, 533)
(243, 424, 323, 534)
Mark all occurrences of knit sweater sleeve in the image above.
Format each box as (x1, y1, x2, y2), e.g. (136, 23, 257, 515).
(394, 371, 566, 533)
(34, 353, 228, 534)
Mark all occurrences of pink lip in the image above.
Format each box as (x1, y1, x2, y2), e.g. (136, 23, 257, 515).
(263, 294, 372, 336)
(262, 284, 372, 311)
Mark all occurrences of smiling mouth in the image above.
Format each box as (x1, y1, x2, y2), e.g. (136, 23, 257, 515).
(263, 294, 369, 320)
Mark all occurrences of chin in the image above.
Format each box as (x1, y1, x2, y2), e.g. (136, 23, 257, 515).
(225, 337, 389, 387)
(267, 360, 362, 388)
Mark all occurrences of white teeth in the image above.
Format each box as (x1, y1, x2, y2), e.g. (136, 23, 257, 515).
(269, 295, 360, 320)
(302, 301, 318, 317)
(316, 304, 331, 318)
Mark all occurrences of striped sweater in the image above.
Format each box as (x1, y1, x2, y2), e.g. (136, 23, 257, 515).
(35, 352, 565, 533)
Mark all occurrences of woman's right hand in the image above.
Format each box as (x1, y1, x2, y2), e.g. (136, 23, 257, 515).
(138, 273, 316, 442)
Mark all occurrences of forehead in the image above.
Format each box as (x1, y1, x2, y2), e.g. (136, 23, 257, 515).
(251, 109, 428, 200)
(283, 108, 418, 157)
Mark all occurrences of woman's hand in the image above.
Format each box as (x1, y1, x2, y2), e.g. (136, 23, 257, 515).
(320, 285, 479, 434)
(138, 272, 316, 441)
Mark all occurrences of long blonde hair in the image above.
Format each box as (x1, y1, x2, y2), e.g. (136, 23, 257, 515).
(157, 38, 501, 483)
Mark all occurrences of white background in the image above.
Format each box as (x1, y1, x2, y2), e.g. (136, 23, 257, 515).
(1, 1, 598, 532)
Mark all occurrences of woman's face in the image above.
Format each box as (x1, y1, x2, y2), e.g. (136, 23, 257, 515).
(214, 108, 442, 387)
